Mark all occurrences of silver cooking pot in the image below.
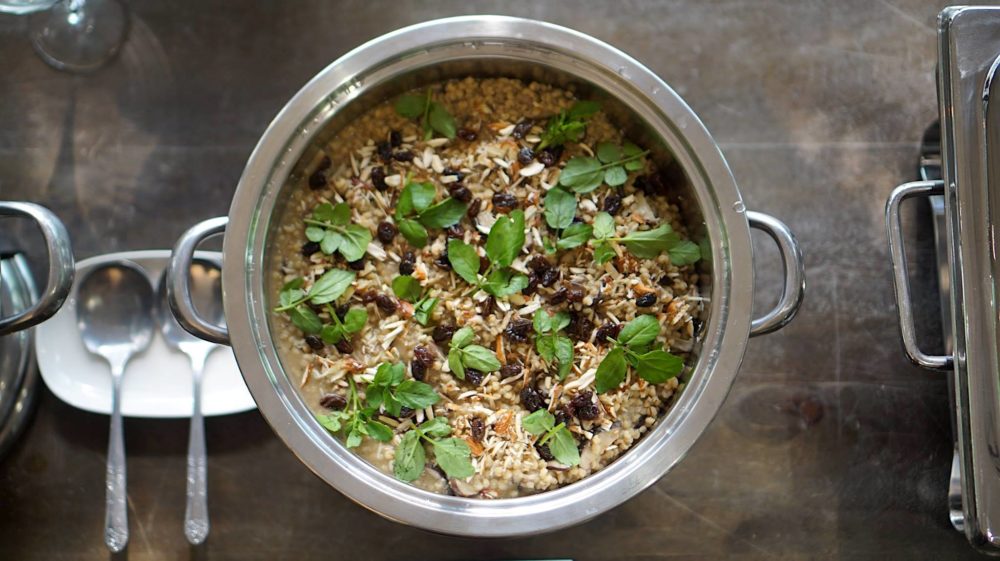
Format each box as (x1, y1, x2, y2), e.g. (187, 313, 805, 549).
(167, 16, 805, 536)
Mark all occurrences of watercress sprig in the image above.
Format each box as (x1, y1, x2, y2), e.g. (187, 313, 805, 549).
(394, 89, 457, 140)
(589, 212, 701, 266)
(320, 304, 368, 345)
(317, 377, 393, 448)
(392, 275, 440, 326)
(393, 416, 475, 482)
(559, 142, 649, 194)
(366, 362, 440, 417)
(533, 310, 575, 380)
(274, 269, 356, 334)
(304, 202, 372, 262)
(537, 100, 601, 150)
(521, 409, 580, 466)
(395, 181, 468, 247)
(594, 314, 684, 394)
(541, 187, 593, 253)
(448, 209, 529, 297)
(446, 326, 501, 380)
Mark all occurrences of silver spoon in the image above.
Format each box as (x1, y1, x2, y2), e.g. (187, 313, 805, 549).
(76, 261, 155, 553)
(156, 258, 223, 545)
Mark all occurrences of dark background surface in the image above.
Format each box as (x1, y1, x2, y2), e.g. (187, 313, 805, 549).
(0, 0, 983, 559)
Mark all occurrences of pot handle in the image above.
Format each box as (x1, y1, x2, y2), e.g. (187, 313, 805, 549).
(747, 211, 805, 337)
(885, 179, 953, 370)
(0, 202, 74, 336)
(168, 217, 230, 345)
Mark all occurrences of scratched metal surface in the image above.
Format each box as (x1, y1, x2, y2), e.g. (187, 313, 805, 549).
(0, 0, 985, 559)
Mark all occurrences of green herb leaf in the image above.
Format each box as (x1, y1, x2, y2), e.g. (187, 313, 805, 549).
(539, 100, 600, 150)
(543, 187, 577, 230)
(320, 323, 344, 344)
(313, 202, 350, 225)
(419, 416, 452, 438)
(428, 102, 457, 139)
(413, 296, 438, 326)
(366, 420, 394, 442)
(290, 305, 322, 334)
(395, 380, 440, 409)
(392, 275, 423, 303)
(622, 142, 645, 171)
(618, 314, 660, 348)
(593, 240, 616, 265)
(398, 219, 428, 247)
(345, 428, 364, 448)
(481, 269, 528, 297)
(595, 347, 627, 393)
(533, 309, 553, 334)
(596, 142, 622, 163)
(393, 429, 426, 482)
(317, 412, 344, 433)
(451, 326, 475, 349)
(320, 230, 343, 255)
(567, 100, 601, 120)
(338, 224, 372, 262)
(554, 336, 575, 380)
(668, 240, 701, 266)
(432, 438, 474, 479)
(557, 222, 593, 250)
(633, 349, 684, 383)
(397, 182, 437, 219)
(448, 347, 465, 380)
(619, 224, 678, 259)
(536, 335, 555, 362)
(522, 409, 555, 435)
(394, 94, 426, 119)
(341, 307, 368, 333)
(485, 209, 525, 268)
(461, 345, 501, 372)
(592, 212, 616, 239)
(559, 157, 603, 193)
(305, 226, 326, 243)
(447, 239, 481, 285)
(604, 166, 628, 187)
(307, 269, 356, 305)
(547, 426, 580, 466)
(418, 197, 468, 229)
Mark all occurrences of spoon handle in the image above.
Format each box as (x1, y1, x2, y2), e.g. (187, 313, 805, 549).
(105, 363, 128, 553)
(185, 352, 210, 545)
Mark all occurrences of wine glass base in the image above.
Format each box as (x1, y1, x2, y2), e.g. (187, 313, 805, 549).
(28, 0, 128, 73)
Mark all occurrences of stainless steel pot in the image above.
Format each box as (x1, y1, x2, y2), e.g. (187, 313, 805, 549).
(167, 16, 805, 536)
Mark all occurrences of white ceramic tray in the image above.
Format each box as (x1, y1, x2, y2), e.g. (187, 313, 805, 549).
(35, 250, 256, 418)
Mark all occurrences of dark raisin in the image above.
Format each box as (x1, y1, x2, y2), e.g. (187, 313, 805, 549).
(658, 274, 673, 287)
(565, 282, 585, 303)
(413, 345, 434, 366)
(548, 288, 568, 305)
(512, 119, 534, 139)
(435, 250, 451, 270)
(691, 317, 703, 336)
(566, 312, 594, 342)
(481, 296, 495, 317)
(356, 289, 377, 304)
(399, 251, 415, 275)
(375, 293, 398, 314)
(316, 156, 332, 171)
(457, 128, 478, 141)
(517, 147, 535, 165)
(554, 408, 570, 427)
(524, 271, 539, 295)
(492, 192, 518, 212)
(594, 322, 622, 345)
(308, 170, 327, 189)
(442, 167, 465, 181)
(432, 324, 457, 344)
(465, 369, 484, 386)
(540, 268, 560, 287)
(466, 198, 482, 218)
(470, 417, 486, 442)
(536, 443, 555, 461)
(603, 193, 623, 216)
(398, 406, 415, 419)
(393, 150, 414, 162)
(636, 293, 657, 307)
(504, 317, 532, 343)
(319, 393, 347, 410)
(479, 256, 491, 274)
(537, 145, 563, 167)
(411, 360, 427, 381)
(520, 386, 546, 412)
(527, 256, 551, 273)
(371, 166, 388, 191)
(301, 241, 321, 256)
(377, 141, 393, 161)
(335, 304, 350, 321)
(305, 335, 324, 351)
(348, 258, 365, 271)
(448, 184, 472, 203)
(389, 130, 402, 147)
(571, 391, 600, 421)
(500, 361, 523, 379)
(335, 339, 354, 354)
(445, 224, 464, 239)
(377, 221, 398, 244)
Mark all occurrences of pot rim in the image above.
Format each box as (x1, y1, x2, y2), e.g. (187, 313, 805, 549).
(222, 15, 753, 536)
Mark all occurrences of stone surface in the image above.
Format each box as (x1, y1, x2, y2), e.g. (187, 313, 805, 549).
(0, 0, 987, 559)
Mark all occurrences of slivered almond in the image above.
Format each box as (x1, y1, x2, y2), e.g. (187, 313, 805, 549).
(496, 335, 505, 364)
(493, 410, 514, 437)
(466, 437, 485, 456)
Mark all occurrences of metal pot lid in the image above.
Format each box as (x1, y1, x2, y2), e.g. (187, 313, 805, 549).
(0, 252, 41, 460)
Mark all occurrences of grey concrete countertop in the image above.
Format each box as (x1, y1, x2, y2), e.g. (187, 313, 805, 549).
(0, 1, 983, 559)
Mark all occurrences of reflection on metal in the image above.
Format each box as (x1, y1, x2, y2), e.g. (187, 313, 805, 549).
(0, 254, 41, 460)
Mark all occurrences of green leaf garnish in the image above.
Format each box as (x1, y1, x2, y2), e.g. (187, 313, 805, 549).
(395, 181, 467, 247)
(543, 187, 577, 230)
(558, 144, 649, 194)
(392, 275, 423, 303)
(538, 100, 601, 150)
(450, 210, 527, 299)
(393, 90, 456, 140)
(445, 326, 500, 380)
(668, 240, 702, 266)
(556, 222, 592, 250)
(594, 314, 684, 393)
(274, 268, 357, 336)
(521, 409, 580, 466)
(393, 415, 475, 482)
(533, 310, 575, 380)
(304, 202, 372, 262)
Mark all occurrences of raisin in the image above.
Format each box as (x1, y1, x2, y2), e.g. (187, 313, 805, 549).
(376, 141, 393, 161)
(500, 361, 523, 379)
(524, 271, 539, 295)
(377, 221, 398, 244)
(466, 198, 482, 218)
(554, 408, 570, 427)
(571, 391, 600, 421)
(319, 393, 347, 410)
(691, 317, 703, 336)
(548, 288, 568, 305)
(432, 324, 456, 344)
(308, 170, 326, 189)
(399, 251, 415, 275)
(335, 304, 350, 321)
(457, 128, 478, 141)
(603, 193, 623, 216)
(479, 256, 490, 274)
(636, 293, 657, 307)
(445, 224, 464, 239)
(356, 289, 377, 304)
(393, 150, 414, 162)
(594, 322, 622, 345)
(448, 184, 472, 203)
(537, 145, 563, 167)
(481, 296, 495, 317)
(504, 317, 532, 343)
(348, 258, 365, 271)
(536, 443, 555, 461)
(375, 293, 398, 314)
(520, 386, 547, 412)
(540, 268, 560, 287)
(316, 156, 332, 171)
(371, 166, 388, 191)
(470, 417, 486, 442)
(411, 360, 427, 381)
(465, 369, 484, 386)
(335, 339, 354, 354)
(442, 167, 465, 181)
(435, 250, 451, 270)
(301, 241, 321, 256)
(389, 130, 402, 147)
(517, 147, 535, 165)
(492, 192, 518, 212)
(305, 335, 324, 351)
(512, 119, 534, 139)
(527, 256, 551, 273)
(566, 312, 594, 342)
(565, 282, 585, 303)
(413, 344, 435, 366)
(398, 407, 415, 419)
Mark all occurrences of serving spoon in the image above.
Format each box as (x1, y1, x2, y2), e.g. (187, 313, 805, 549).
(76, 261, 155, 553)
(156, 258, 224, 545)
